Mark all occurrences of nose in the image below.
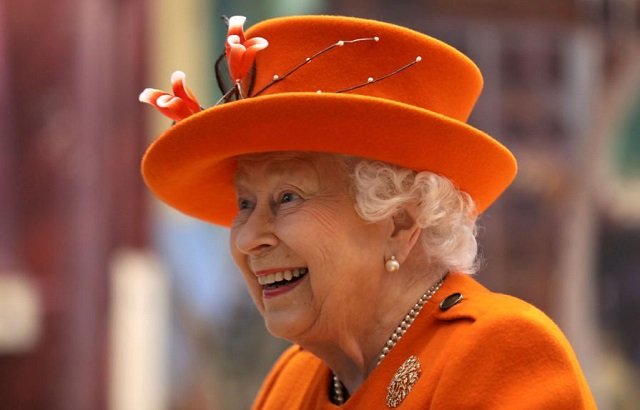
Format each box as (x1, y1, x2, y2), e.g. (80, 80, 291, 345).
(233, 205, 279, 256)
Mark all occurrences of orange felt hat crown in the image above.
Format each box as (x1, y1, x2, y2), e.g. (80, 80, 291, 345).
(141, 15, 517, 226)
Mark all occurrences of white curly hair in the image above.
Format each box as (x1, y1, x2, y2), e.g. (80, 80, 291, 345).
(348, 158, 479, 275)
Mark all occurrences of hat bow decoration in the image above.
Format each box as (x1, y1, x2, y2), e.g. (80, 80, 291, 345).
(139, 16, 269, 122)
(138, 71, 202, 122)
(140, 15, 427, 120)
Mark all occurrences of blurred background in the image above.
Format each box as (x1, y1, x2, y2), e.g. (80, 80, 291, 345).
(1, 0, 639, 409)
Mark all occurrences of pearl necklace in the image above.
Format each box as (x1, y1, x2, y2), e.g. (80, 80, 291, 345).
(331, 278, 444, 405)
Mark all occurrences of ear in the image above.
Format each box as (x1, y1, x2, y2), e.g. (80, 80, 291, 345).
(386, 206, 422, 263)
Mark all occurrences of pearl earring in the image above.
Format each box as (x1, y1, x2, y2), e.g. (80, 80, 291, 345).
(385, 255, 400, 272)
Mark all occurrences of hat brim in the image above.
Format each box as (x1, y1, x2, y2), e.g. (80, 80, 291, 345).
(142, 92, 517, 226)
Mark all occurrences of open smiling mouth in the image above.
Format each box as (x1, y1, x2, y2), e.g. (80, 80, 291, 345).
(258, 267, 309, 290)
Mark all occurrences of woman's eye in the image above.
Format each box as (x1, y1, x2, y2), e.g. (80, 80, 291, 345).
(238, 198, 253, 210)
(280, 192, 299, 203)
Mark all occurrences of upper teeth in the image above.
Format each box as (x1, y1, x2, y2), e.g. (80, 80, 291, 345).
(258, 268, 308, 285)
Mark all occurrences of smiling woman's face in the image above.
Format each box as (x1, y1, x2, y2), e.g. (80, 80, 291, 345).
(229, 153, 390, 342)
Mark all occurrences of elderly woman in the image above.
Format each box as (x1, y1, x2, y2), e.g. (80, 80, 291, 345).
(140, 15, 596, 409)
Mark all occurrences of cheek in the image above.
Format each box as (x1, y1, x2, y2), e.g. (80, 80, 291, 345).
(288, 206, 344, 238)
(275, 208, 344, 268)
(300, 205, 377, 254)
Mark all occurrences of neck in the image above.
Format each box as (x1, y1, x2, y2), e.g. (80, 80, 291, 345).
(296, 272, 443, 394)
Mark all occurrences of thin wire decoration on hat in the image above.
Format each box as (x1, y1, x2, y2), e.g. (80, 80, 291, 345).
(141, 15, 424, 120)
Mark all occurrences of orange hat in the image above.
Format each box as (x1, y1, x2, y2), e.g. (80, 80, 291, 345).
(140, 15, 517, 226)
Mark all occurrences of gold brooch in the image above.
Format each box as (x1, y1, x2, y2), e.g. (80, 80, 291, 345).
(386, 355, 421, 408)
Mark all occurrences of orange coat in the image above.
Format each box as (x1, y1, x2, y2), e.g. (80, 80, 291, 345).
(253, 273, 596, 409)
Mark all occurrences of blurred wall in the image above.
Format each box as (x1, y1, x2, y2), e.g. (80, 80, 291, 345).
(0, 0, 148, 408)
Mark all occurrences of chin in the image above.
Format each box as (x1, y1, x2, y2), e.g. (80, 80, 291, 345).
(263, 312, 312, 342)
